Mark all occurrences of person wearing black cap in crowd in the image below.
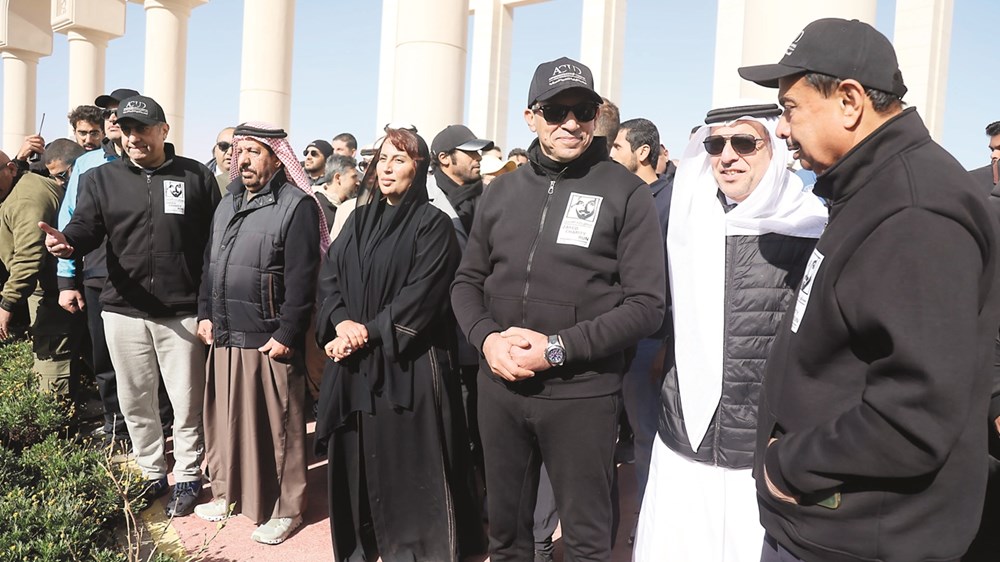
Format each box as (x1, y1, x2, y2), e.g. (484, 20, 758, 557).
(303, 139, 333, 185)
(451, 56, 665, 561)
(41, 94, 221, 519)
(738, 18, 1000, 561)
(430, 124, 493, 235)
(315, 127, 486, 561)
(56, 87, 174, 447)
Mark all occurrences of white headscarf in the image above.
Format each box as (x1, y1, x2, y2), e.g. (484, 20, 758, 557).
(667, 101, 827, 452)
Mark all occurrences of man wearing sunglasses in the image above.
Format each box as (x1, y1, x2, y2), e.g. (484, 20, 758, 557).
(0, 140, 85, 397)
(302, 140, 333, 185)
(739, 18, 1000, 562)
(633, 103, 826, 560)
(212, 127, 235, 194)
(452, 56, 666, 561)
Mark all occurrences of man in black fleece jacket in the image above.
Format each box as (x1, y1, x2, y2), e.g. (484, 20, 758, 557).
(740, 19, 1000, 561)
(41, 95, 220, 519)
(451, 57, 665, 561)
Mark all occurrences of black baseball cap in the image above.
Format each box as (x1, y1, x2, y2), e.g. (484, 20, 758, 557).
(431, 125, 494, 156)
(95, 88, 140, 108)
(116, 95, 168, 125)
(738, 18, 907, 98)
(527, 56, 603, 108)
(305, 140, 333, 158)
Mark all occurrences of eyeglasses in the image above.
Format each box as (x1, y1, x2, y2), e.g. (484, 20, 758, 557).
(303, 149, 323, 157)
(102, 109, 116, 120)
(703, 134, 766, 156)
(531, 102, 599, 124)
(52, 169, 71, 184)
(215, 141, 232, 153)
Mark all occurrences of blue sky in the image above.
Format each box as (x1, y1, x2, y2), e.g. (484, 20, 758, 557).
(3, 0, 998, 169)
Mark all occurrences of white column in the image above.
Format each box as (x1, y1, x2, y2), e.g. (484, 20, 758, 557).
(1, 0, 52, 155)
(579, 0, 626, 102)
(66, 30, 111, 110)
(375, 0, 399, 138)
(712, 0, 747, 108)
(715, 0, 878, 103)
(2, 51, 41, 155)
(468, 0, 514, 149)
(893, 0, 953, 141)
(51, 0, 127, 116)
(388, 0, 469, 138)
(142, 0, 207, 154)
(239, 0, 295, 132)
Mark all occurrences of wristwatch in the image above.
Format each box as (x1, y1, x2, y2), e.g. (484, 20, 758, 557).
(544, 335, 566, 367)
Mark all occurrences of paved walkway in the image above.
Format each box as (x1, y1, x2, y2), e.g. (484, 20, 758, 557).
(146, 423, 641, 562)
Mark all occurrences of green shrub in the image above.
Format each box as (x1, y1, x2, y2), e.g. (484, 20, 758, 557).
(0, 339, 67, 450)
(0, 434, 145, 562)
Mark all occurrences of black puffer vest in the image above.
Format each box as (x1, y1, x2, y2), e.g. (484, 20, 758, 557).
(207, 171, 309, 348)
(658, 232, 816, 469)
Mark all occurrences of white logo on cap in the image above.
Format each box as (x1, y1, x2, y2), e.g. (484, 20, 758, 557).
(786, 30, 805, 56)
(549, 63, 588, 87)
(122, 100, 148, 116)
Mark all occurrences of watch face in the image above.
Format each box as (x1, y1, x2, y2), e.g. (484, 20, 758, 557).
(546, 346, 565, 365)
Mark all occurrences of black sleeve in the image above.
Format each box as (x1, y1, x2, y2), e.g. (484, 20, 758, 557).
(271, 199, 320, 347)
(451, 187, 503, 352)
(197, 216, 215, 322)
(61, 172, 106, 257)
(315, 217, 354, 348)
(363, 211, 460, 361)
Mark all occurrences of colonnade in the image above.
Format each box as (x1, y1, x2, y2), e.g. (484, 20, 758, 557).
(0, 0, 954, 157)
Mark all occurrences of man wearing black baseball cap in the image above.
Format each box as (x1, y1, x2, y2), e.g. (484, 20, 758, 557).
(303, 140, 333, 185)
(738, 18, 1000, 562)
(42, 93, 221, 521)
(451, 56, 665, 561)
(430, 124, 493, 235)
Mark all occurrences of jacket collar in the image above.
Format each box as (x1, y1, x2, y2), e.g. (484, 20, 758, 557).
(812, 108, 929, 207)
(231, 168, 289, 212)
(526, 136, 610, 180)
(123, 142, 177, 173)
(100, 137, 121, 160)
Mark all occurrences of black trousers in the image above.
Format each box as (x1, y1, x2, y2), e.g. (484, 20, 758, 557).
(478, 372, 620, 562)
(85, 285, 173, 435)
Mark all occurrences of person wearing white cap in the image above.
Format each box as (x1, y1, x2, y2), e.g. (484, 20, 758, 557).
(633, 101, 826, 561)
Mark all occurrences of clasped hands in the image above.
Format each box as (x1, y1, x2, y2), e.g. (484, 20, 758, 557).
(324, 320, 369, 362)
(483, 327, 551, 382)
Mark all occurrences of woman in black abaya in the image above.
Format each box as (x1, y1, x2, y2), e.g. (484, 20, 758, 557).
(315, 128, 486, 562)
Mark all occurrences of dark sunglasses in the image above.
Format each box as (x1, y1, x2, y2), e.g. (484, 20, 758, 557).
(216, 141, 232, 153)
(303, 149, 323, 157)
(703, 134, 766, 156)
(101, 108, 116, 120)
(532, 102, 599, 124)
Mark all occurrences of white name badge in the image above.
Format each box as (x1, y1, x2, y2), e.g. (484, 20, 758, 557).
(791, 248, 824, 333)
(163, 181, 185, 215)
(556, 192, 603, 248)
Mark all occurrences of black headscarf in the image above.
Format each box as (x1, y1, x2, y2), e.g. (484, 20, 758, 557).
(316, 129, 460, 433)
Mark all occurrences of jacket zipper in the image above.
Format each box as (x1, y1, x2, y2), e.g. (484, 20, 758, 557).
(147, 173, 154, 295)
(713, 236, 738, 467)
(521, 176, 562, 324)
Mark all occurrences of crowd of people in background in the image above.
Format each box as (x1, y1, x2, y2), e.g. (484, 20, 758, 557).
(3, 16, 1000, 562)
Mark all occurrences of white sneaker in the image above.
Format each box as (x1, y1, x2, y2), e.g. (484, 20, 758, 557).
(251, 515, 303, 545)
(193, 498, 231, 522)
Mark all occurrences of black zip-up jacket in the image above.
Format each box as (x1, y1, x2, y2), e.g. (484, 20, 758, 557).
(756, 108, 1000, 561)
(451, 137, 665, 398)
(63, 143, 221, 318)
(198, 170, 320, 350)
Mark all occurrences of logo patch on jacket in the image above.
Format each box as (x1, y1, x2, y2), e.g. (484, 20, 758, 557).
(791, 248, 824, 333)
(163, 181, 185, 215)
(556, 193, 603, 248)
